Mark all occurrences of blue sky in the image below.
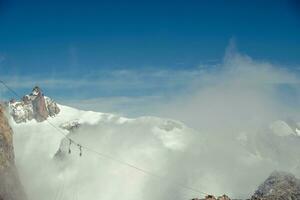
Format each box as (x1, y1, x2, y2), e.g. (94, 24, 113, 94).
(0, 0, 299, 72)
(0, 0, 299, 115)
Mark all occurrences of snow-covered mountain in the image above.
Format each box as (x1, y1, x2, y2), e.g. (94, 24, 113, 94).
(5, 88, 300, 200)
(7, 86, 60, 123)
(10, 96, 198, 200)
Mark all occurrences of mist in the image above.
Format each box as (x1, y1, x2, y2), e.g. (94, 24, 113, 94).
(10, 47, 300, 200)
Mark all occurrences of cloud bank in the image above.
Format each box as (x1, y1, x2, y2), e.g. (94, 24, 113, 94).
(158, 44, 300, 130)
(7, 46, 300, 200)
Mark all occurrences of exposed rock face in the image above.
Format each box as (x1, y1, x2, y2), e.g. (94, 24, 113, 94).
(54, 120, 81, 160)
(205, 195, 217, 200)
(31, 87, 48, 122)
(0, 105, 27, 200)
(192, 194, 231, 200)
(0, 106, 14, 169)
(8, 86, 60, 123)
(217, 195, 231, 200)
(59, 120, 81, 132)
(251, 171, 300, 200)
(191, 171, 300, 200)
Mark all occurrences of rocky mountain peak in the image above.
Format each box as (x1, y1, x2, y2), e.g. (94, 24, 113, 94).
(7, 86, 60, 123)
(251, 171, 300, 200)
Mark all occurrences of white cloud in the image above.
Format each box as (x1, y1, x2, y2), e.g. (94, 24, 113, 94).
(1, 45, 299, 121)
(8, 46, 300, 200)
(156, 48, 300, 130)
(0, 69, 201, 91)
(62, 95, 164, 117)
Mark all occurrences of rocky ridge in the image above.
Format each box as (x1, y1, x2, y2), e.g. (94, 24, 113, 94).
(192, 171, 300, 200)
(251, 171, 300, 200)
(7, 86, 60, 123)
(0, 104, 27, 200)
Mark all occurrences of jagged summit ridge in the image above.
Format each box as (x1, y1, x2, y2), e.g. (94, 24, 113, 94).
(7, 86, 60, 123)
(251, 171, 300, 200)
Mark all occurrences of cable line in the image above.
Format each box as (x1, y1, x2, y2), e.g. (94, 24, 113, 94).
(0, 80, 210, 197)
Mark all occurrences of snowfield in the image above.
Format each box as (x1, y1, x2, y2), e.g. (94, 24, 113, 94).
(11, 104, 199, 200)
(9, 104, 300, 200)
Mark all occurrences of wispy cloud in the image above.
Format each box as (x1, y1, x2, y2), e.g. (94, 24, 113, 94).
(0, 69, 203, 89)
(0, 69, 203, 103)
(63, 95, 165, 117)
(12, 48, 300, 200)
(0, 45, 299, 118)
(6, 44, 300, 200)
(157, 46, 300, 131)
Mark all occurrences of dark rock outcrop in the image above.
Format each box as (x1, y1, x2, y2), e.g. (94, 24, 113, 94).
(59, 120, 81, 132)
(217, 195, 231, 200)
(251, 171, 300, 200)
(0, 105, 27, 200)
(31, 86, 49, 122)
(205, 195, 217, 200)
(192, 194, 231, 200)
(54, 120, 81, 160)
(191, 171, 300, 200)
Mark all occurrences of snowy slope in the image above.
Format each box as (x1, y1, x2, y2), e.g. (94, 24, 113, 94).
(8, 103, 300, 200)
(11, 104, 199, 200)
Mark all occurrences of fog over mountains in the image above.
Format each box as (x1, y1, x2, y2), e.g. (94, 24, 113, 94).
(0, 49, 298, 200)
(8, 89, 300, 200)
